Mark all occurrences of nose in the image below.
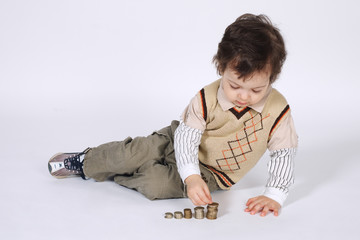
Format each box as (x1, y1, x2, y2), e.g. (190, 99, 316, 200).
(238, 90, 249, 101)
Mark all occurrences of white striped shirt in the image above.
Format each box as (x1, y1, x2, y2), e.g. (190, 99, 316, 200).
(174, 83, 298, 206)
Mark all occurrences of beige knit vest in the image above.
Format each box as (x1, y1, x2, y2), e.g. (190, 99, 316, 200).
(197, 80, 290, 189)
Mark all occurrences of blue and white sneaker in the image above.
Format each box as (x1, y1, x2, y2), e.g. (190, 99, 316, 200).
(48, 148, 90, 179)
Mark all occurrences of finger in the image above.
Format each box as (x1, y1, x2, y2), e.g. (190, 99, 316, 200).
(250, 203, 264, 215)
(246, 197, 256, 206)
(191, 197, 205, 206)
(188, 191, 203, 206)
(192, 194, 207, 206)
(244, 199, 257, 212)
(245, 202, 256, 212)
(187, 188, 203, 205)
(247, 198, 262, 211)
(190, 189, 209, 206)
(197, 189, 212, 205)
(260, 206, 269, 217)
(202, 185, 213, 203)
(273, 209, 279, 216)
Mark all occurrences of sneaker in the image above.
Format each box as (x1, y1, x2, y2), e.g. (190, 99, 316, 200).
(48, 147, 91, 179)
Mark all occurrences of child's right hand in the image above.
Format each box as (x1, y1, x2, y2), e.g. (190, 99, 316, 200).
(184, 174, 213, 206)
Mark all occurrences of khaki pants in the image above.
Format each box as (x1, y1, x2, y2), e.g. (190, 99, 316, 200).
(83, 121, 219, 200)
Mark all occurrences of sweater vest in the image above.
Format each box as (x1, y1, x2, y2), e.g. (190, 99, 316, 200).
(197, 80, 290, 189)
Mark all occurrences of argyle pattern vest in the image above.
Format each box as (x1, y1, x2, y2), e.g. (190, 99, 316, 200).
(197, 80, 290, 189)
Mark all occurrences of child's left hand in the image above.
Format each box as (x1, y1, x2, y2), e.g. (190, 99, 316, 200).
(244, 195, 281, 217)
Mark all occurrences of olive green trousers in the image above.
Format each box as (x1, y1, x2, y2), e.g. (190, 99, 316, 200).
(83, 121, 219, 200)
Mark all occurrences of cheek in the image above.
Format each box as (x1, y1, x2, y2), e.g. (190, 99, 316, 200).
(230, 90, 239, 100)
(250, 93, 257, 99)
(224, 87, 235, 99)
(252, 93, 265, 103)
(227, 89, 235, 97)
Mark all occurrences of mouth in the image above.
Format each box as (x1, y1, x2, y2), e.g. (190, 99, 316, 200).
(235, 100, 248, 106)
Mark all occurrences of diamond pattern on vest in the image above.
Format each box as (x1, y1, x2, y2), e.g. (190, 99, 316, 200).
(216, 111, 270, 172)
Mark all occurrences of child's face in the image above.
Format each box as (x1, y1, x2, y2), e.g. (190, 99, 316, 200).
(222, 67, 271, 108)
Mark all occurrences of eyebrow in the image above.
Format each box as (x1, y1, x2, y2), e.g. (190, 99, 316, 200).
(228, 79, 267, 89)
(228, 79, 239, 86)
(253, 85, 268, 90)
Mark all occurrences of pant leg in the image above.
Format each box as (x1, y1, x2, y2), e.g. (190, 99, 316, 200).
(83, 135, 170, 181)
(83, 121, 187, 200)
(113, 156, 185, 200)
(83, 120, 220, 200)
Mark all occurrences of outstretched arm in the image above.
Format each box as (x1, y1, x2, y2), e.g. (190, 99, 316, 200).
(245, 148, 296, 216)
(174, 121, 210, 205)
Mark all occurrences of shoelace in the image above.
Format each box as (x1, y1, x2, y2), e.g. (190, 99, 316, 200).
(64, 148, 90, 180)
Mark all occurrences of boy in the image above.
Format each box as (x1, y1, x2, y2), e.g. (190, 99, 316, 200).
(48, 13, 297, 217)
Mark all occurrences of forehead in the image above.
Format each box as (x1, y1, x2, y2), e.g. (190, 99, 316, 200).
(224, 67, 271, 85)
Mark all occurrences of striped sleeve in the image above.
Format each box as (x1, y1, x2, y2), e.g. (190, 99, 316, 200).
(174, 121, 203, 182)
(263, 148, 296, 206)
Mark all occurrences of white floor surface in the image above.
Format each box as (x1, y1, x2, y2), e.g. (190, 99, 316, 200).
(1, 1, 360, 240)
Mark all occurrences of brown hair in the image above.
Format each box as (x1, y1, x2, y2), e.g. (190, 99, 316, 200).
(213, 14, 286, 83)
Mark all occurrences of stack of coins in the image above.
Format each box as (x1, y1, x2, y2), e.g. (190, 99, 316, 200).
(164, 212, 173, 219)
(184, 208, 192, 219)
(206, 202, 219, 220)
(174, 211, 183, 219)
(194, 206, 205, 219)
(164, 203, 219, 220)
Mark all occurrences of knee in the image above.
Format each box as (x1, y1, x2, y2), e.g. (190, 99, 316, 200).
(138, 182, 163, 200)
(138, 170, 185, 200)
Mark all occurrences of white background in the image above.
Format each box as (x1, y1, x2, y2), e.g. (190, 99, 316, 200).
(1, 0, 360, 239)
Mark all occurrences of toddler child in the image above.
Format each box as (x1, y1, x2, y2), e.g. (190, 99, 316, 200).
(48, 13, 298, 217)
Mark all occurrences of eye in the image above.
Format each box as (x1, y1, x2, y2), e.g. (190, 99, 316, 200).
(252, 89, 261, 93)
(230, 84, 239, 90)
